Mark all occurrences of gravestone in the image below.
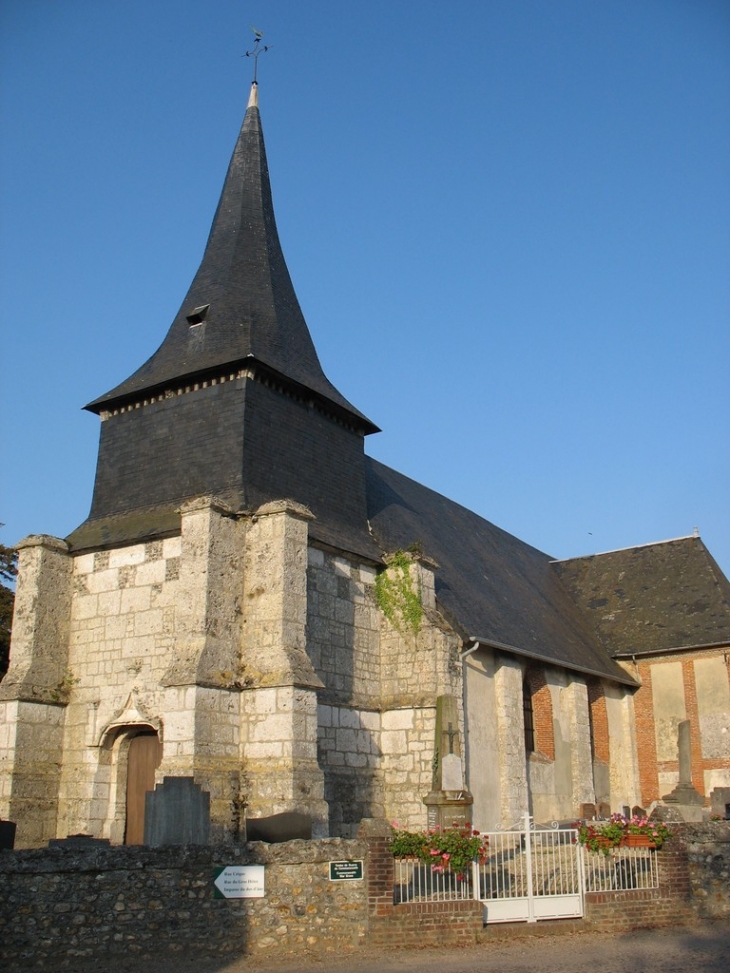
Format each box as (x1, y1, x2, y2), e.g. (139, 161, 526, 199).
(48, 834, 110, 848)
(709, 787, 730, 820)
(0, 820, 17, 850)
(144, 777, 210, 846)
(245, 811, 312, 843)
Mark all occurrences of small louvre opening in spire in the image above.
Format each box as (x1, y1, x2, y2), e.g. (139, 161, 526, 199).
(186, 305, 210, 327)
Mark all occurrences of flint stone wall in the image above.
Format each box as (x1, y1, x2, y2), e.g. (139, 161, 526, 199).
(681, 820, 730, 918)
(0, 838, 366, 968)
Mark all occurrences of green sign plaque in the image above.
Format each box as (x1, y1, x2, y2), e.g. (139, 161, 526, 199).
(328, 859, 364, 881)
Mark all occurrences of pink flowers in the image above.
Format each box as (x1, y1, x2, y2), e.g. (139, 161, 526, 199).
(389, 822, 490, 878)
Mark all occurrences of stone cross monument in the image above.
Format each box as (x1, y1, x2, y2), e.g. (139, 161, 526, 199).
(660, 719, 704, 820)
(423, 694, 473, 830)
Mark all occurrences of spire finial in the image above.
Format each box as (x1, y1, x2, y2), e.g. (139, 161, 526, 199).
(244, 27, 271, 84)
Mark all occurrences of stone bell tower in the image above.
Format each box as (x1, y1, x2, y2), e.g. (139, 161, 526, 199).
(1, 80, 381, 846)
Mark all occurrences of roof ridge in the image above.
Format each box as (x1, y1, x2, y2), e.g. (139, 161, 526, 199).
(550, 534, 700, 563)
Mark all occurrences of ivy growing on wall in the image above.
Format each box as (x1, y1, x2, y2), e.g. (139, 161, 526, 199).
(375, 550, 423, 636)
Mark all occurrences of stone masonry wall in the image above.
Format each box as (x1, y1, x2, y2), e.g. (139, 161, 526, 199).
(380, 706, 440, 829)
(0, 536, 73, 845)
(378, 560, 464, 832)
(239, 503, 328, 833)
(307, 551, 466, 835)
(307, 547, 383, 836)
(306, 548, 380, 708)
(317, 703, 383, 837)
(0, 840, 367, 968)
(2, 825, 727, 966)
(56, 536, 184, 841)
(494, 658, 529, 827)
(681, 820, 730, 919)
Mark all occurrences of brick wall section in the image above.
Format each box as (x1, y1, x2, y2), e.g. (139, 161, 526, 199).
(633, 662, 660, 805)
(525, 668, 555, 760)
(364, 832, 393, 918)
(587, 679, 610, 764)
(632, 651, 729, 807)
(584, 828, 692, 931)
(368, 899, 485, 948)
(362, 820, 483, 946)
(363, 825, 710, 945)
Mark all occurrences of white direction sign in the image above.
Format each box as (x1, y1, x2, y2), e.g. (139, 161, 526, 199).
(213, 864, 265, 899)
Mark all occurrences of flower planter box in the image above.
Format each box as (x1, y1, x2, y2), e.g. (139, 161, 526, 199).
(582, 836, 619, 853)
(620, 834, 656, 849)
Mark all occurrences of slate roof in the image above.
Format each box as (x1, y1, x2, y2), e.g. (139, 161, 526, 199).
(553, 537, 730, 657)
(365, 458, 636, 684)
(86, 85, 377, 434)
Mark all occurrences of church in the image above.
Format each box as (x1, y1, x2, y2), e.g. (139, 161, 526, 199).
(2, 82, 729, 848)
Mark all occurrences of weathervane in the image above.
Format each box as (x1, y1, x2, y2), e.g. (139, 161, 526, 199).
(244, 27, 271, 84)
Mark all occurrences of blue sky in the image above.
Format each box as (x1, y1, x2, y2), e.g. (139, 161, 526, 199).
(2, 0, 729, 577)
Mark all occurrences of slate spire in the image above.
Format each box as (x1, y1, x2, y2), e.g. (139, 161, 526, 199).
(71, 83, 379, 556)
(87, 83, 376, 432)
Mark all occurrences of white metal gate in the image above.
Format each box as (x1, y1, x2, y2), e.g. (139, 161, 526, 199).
(392, 814, 661, 923)
(477, 815, 583, 923)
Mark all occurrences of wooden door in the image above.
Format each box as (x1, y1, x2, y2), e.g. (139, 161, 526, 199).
(125, 731, 162, 845)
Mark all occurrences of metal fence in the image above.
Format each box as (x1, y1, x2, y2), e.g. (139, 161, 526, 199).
(393, 857, 474, 902)
(582, 845, 660, 892)
(392, 822, 660, 919)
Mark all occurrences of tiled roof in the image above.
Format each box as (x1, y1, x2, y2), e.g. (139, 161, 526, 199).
(553, 537, 730, 657)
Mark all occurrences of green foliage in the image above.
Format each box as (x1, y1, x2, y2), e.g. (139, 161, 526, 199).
(0, 542, 18, 678)
(577, 813, 672, 854)
(577, 817, 625, 854)
(375, 550, 423, 636)
(50, 670, 80, 703)
(389, 822, 489, 878)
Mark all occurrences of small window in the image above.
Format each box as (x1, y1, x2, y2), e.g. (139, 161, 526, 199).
(186, 304, 210, 327)
(523, 677, 535, 754)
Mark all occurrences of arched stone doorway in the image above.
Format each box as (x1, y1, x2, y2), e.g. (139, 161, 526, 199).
(124, 730, 162, 845)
